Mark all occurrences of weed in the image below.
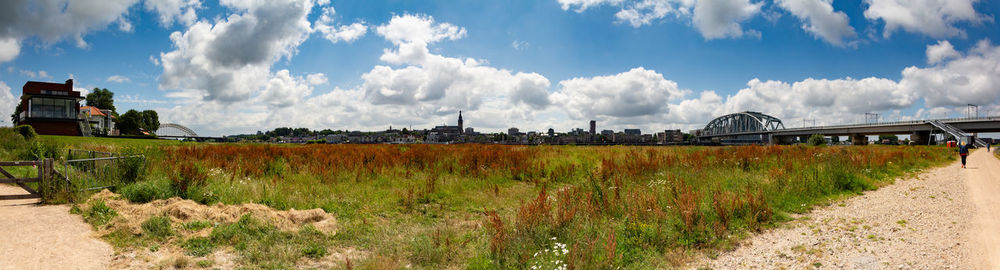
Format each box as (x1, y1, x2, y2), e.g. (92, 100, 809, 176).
(141, 216, 174, 239)
(84, 200, 117, 227)
(182, 237, 215, 257)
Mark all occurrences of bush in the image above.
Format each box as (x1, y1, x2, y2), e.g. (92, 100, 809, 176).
(807, 134, 826, 146)
(171, 163, 207, 196)
(141, 216, 174, 238)
(120, 180, 175, 203)
(115, 148, 147, 185)
(15, 125, 36, 140)
(18, 139, 61, 160)
(84, 200, 117, 227)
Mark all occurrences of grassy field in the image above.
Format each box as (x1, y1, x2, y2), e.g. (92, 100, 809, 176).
(0, 128, 956, 269)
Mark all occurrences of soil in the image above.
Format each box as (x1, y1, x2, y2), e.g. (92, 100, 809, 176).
(0, 185, 112, 270)
(695, 149, 1000, 269)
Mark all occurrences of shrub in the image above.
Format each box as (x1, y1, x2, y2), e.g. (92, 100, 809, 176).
(142, 216, 174, 239)
(18, 139, 61, 160)
(84, 200, 117, 227)
(303, 244, 328, 259)
(120, 180, 174, 203)
(807, 134, 826, 146)
(15, 125, 36, 140)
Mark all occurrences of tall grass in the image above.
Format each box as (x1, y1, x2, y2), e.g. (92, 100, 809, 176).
(139, 144, 952, 268)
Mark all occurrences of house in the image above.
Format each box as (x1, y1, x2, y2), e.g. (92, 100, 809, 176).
(14, 79, 85, 136)
(80, 106, 115, 136)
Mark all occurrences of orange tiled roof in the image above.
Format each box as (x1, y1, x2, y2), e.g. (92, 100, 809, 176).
(80, 106, 106, 117)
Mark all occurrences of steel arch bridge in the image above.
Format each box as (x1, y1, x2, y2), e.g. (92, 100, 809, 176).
(702, 111, 785, 142)
(158, 123, 198, 137)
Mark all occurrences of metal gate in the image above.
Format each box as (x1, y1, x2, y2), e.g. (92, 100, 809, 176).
(62, 150, 146, 191)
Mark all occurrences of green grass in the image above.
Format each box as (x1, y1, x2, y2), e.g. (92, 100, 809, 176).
(41, 135, 185, 149)
(141, 216, 174, 239)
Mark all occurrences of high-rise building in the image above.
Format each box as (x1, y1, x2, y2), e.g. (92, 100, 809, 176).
(589, 120, 596, 135)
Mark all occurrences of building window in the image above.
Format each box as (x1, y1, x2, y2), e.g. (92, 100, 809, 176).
(29, 97, 77, 119)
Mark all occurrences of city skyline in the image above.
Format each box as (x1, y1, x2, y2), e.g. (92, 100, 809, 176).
(0, 0, 999, 136)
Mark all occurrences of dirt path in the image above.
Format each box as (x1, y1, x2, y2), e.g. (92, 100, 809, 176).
(0, 185, 112, 270)
(696, 149, 1000, 269)
(965, 149, 1000, 268)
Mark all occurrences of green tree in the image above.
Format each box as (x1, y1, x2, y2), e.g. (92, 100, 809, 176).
(807, 134, 826, 146)
(86, 88, 117, 114)
(140, 110, 160, 132)
(10, 102, 23, 125)
(117, 110, 143, 135)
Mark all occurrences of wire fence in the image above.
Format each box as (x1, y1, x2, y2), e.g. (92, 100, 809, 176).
(62, 149, 146, 192)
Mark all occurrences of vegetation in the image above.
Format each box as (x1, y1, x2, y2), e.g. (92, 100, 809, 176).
(117, 109, 160, 135)
(86, 88, 117, 114)
(0, 130, 955, 268)
(807, 134, 826, 146)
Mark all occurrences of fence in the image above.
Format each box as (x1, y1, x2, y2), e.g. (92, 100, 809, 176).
(63, 149, 146, 192)
(0, 159, 63, 202)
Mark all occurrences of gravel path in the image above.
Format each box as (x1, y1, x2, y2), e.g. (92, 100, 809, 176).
(0, 185, 112, 270)
(695, 149, 1000, 269)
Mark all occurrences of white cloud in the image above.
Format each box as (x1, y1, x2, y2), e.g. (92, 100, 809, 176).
(901, 39, 1000, 108)
(552, 67, 688, 120)
(158, 0, 316, 103)
(106, 75, 131, 83)
(307, 73, 328, 85)
(149, 55, 160, 66)
(375, 14, 466, 45)
(0, 82, 16, 125)
(0, 0, 139, 54)
(776, 0, 856, 46)
(692, 0, 763, 39)
(257, 69, 313, 108)
(863, 0, 991, 38)
(314, 7, 368, 43)
(19, 69, 52, 79)
(557, 0, 761, 40)
(925, 40, 960, 64)
(144, 0, 201, 26)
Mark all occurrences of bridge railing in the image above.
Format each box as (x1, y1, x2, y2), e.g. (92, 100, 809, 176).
(700, 115, 1000, 137)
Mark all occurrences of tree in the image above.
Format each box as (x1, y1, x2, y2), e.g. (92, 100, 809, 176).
(86, 88, 116, 113)
(140, 110, 160, 132)
(807, 134, 826, 146)
(830, 135, 840, 144)
(10, 102, 23, 125)
(117, 110, 143, 135)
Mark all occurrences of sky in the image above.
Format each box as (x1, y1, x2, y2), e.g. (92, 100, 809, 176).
(0, 0, 998, 136)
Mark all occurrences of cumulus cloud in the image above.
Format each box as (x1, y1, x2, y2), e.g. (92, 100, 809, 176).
(0, 37, 18, 63)
(692, 0, 763, 39)
(863, 0, 991, 38)
(552, 67, 688, 120)
(901, 39, 1000, 108)
(376, 14, 466, 45)
(144, 0, 201, 26)
(106, 75, 131, 83)
(256, 69, 313, 108)
(307, 73, 328, 85)
(557, 0, 761, 40)
(776, 0, 856, 46)
(0, 0, 138, 50)
(158, 0, 316, 103)
(925, 40, 960, 64)
(0, 81, 16, 125)
(314, 7, 368, 43)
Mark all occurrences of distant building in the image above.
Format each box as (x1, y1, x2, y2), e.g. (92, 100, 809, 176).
(458, 111, 464, 134)
(14, 79, 85, 136)
(589, 120, 596, 135)
(465, 127, 475, 134)
(658, 129, 683, 143)
(624, 129, 641, 135)
(547, 128, 555, 137)
(431, 111, 464, 135)
(80, 106, 115, 136)
(508, 127, 520, 136)
(601, 129, 614, 136)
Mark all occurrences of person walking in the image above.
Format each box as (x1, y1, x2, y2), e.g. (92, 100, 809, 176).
(959, 141, 970, 168)
(988, 143, 991, 152)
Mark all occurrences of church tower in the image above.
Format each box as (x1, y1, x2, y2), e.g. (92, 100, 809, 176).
(458, 111, 464, 134)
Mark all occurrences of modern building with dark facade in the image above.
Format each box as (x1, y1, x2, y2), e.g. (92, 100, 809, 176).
(14, 79, 85, 136)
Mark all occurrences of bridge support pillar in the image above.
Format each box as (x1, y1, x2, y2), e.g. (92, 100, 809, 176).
(798, 136, 809, 143)
(910, 131, 931, 145)
(851, 134, 868, 145)
(774, 136, 795, 145)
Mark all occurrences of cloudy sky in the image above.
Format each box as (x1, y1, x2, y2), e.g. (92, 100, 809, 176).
(0, 0, 998, 136)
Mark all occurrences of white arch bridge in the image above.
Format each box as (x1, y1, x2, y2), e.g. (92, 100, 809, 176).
(157, 123, 224, 142)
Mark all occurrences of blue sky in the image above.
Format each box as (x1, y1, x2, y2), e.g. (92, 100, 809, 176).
(0, 0, 998, 136)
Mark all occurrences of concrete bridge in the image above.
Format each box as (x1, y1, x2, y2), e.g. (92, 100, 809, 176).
(697, 112, 1000, 146)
